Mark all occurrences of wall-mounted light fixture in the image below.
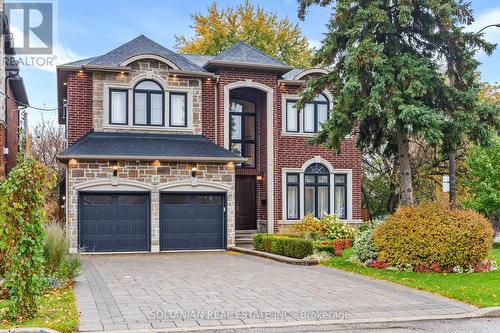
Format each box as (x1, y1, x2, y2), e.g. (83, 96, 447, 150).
(191, 166, 197, 178)
(227, 162, 234, 168)
(113, 166, 118, 177)
(68, 159, 78, 168)
(152, 160, 161, 167)
(256, 175, 263, 181)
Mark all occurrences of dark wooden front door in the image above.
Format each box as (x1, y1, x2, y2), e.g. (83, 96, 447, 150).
(235, 176, 257, 230)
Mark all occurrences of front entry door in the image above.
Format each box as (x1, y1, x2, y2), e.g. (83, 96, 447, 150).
(235, 176, 257, 230)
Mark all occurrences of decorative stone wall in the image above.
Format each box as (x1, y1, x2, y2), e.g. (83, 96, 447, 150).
(66, 160, 236, 253)
(92, 60, 203, 135)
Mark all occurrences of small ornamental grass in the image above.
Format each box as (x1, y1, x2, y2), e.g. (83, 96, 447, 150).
(374, 202, 494, 270)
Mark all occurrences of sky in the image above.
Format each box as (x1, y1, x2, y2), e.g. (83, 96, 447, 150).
(10, 0, 500, 126)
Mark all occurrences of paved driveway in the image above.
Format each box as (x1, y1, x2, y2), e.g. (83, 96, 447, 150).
(75, 252, 477, 332)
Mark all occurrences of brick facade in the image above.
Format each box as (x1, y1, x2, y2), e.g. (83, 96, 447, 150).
(63, 55, 363, 249)
(66, 160, 235, 253)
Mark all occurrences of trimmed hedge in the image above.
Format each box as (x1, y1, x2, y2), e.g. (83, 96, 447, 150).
(253, 234, 313, 259)
(374, 202, 494, 268)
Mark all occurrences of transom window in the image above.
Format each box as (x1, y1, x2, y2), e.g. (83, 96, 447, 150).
(229, 99, 256, 168)
(133, 80, 164, 126)
(286, 94, 329, 133)
(304, 163, 330, 218)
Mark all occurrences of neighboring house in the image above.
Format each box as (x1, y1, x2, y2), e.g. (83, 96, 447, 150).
(57, 35, 362, 253)
(0, 9, 29, 178)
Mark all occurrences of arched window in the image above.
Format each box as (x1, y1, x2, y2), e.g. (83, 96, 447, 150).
(133, 80, 164, 126)
(304, 163, 330, 218)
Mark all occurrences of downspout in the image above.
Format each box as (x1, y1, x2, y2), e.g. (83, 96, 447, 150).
(214, 75, 220, 144)
(4, 70, 20, 168)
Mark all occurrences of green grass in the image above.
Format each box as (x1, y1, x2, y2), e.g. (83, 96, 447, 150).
(0, 286, 79, 332)
(324, 248, 500, 308)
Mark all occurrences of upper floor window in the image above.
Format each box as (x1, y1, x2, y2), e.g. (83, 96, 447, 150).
(133, 80, 164, 126)
(230, 99, 256, 168)
(286, 94, 329, 134)
(109, 89, 128, 125)
(169, 92, 187, 127)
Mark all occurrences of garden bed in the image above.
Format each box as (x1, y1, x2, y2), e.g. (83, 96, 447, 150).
(0, 286, 79, 332)
(324, 248, 500, 307)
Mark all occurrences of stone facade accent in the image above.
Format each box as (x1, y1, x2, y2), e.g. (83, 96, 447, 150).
(92, 60, 203, 134)
(66, 160, 236, 253)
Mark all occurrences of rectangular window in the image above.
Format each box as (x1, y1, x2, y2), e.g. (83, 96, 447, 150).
(229, 99, 256, 168)
(170, 92, 187, 127)
(317, 103, 328, 130)
(304, 186, 315, 216)
(109, 90, 128, 125)
(303, 103, 315, 133)
(286, 174, 300, 220)
(134, 92, 147, 125)
(334, 174, 347, 219)
(286, 101, 299, 132)
(150, 93, 163, 125)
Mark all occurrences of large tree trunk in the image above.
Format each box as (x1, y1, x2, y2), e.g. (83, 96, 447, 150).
(397, 128, 414, 206)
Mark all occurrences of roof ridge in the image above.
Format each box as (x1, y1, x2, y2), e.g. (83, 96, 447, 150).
(88, 35, 148, 65)
(233, 40, 287, 66)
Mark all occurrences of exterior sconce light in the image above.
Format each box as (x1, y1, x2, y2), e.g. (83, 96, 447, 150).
(112, 165, 118, 177)
(191, 166, 197, 178)
(68, 159, 78, 168)
(227, 162, 234, 168)
(152, 160, 161, 167)
(256, 175, 263, 181)
(78, 69, 83, 73)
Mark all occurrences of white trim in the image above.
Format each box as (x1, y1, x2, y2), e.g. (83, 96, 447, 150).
(281, 91, 334, 136)
(294, 68, 328, 80)
(223, 80, 274, 234)
(280, 157, 354, 224)
(73, 178, 155, 191)
(102, 75, 196, 131)
(158, 179, 232, 192)
(120, 54, 181, 70)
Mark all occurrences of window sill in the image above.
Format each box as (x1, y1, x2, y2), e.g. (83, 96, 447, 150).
(281, 132, 317, 138)
(102, 125, 195, 132)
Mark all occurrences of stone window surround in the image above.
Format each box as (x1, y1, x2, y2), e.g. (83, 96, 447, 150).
(101, 73, 196, 132)
(280, 156, 355, 224)
(280, 91, 334, 137)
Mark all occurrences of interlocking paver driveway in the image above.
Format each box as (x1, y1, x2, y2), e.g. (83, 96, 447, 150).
(74, 252, 476, 331)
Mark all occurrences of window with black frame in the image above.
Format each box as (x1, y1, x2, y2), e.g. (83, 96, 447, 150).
(133, 80, 164, 126)
(229, 99, 256, 168)
(286, 173, 300, 220)
(304, 163, 330, 218)
(286, 94, 329, 133)
(334, 174, 347, 219)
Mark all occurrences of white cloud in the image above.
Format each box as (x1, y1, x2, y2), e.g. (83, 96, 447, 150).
(308, 39, 322, 50)
(464, 7, 500, 58)
(9, 25, 86, 73)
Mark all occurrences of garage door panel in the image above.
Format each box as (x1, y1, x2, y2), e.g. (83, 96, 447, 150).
(79, 193, 150, 252)
(160, 193, 225, 251)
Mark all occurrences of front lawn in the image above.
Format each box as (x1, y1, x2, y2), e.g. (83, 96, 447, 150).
(0, 286, 79, 332)
(324, 248, 500, 308)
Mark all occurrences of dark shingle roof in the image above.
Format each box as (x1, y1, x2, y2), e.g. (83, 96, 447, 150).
(180, 54, 214, 67)
(59, 132, 246, 162)
(61, 35, 208, 73)
(206, 41, 292, 69)
(281, 68, 304, 80)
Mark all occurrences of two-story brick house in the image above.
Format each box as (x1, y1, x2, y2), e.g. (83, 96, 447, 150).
(57, 35, 362, 253)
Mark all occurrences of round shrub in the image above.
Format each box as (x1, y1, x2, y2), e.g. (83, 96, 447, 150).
(353, 226, 379, 261)
(320, 214, 356, 241)
(374, 202, 494, 269)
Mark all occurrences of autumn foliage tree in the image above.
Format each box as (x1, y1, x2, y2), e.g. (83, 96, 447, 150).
(176, 1, 313, 68)
(297, 0, 497, 206)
